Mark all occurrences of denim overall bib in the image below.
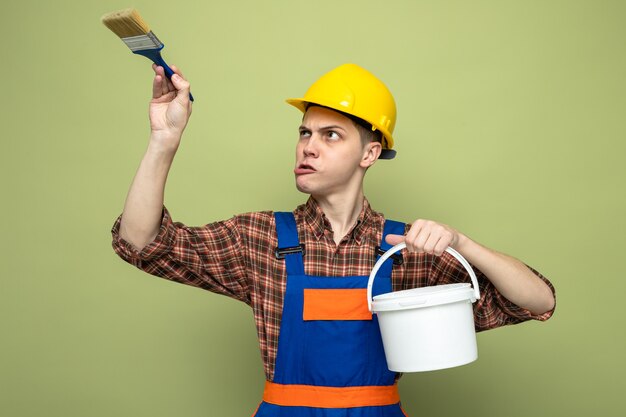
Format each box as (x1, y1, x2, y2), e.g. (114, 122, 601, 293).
(253, 212, 408, 417)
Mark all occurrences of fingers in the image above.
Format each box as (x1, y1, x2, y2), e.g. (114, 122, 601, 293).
(151, 64, 179, 99)
(384, 234, 405, 246)
(170, 65, 185, 79)
(152, 71, 161, 99)
(402, 219, 457, 256)
(170, 72, 191, 107)
(151, 64, 192, 107)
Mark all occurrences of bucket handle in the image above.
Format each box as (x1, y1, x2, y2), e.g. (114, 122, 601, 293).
(367, 243, 481, 312)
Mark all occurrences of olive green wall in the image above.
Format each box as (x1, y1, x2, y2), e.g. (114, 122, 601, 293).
(2, 0, 624, 416)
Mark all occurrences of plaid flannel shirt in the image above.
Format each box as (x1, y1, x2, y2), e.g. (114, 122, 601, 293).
(111, 197, 555, 380)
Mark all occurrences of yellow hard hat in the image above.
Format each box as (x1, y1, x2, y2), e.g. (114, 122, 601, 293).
(286, 63, 397, 159)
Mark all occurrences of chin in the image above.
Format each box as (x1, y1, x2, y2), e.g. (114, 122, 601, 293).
(295, 180, 312, 194)
(295, 177, 323, 196)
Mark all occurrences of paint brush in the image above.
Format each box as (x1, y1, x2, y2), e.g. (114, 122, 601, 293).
(101, 8, 194, 101)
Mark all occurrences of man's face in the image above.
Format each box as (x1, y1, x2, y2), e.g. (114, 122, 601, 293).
(294, 106, 372, 198)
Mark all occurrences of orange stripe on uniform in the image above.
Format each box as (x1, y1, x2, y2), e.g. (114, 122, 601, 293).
(303, 289, 372, 321)
(263, 381, 400, 408)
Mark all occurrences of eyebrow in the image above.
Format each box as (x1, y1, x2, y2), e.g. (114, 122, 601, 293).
(298, 124, 347, 132)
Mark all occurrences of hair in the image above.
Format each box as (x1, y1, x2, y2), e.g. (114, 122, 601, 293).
(305, 104, 383, 148)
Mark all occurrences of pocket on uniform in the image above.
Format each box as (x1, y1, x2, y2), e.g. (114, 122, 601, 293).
(303, 289, 372, 321)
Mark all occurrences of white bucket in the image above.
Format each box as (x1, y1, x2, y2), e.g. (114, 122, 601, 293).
(367, 243, 481, 372)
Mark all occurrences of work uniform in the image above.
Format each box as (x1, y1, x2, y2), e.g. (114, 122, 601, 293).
(254, 212, 407, 416)
(111, 198, 555, 415)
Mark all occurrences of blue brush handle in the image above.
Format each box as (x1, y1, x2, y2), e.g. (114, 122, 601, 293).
(134, 47, 194, 102)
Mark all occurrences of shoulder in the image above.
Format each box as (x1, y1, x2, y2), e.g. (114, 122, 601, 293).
(231, 203, 309, 231)
(231, 210, 276, 232)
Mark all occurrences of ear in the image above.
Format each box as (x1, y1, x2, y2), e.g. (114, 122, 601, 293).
(360, 141, 382, 168)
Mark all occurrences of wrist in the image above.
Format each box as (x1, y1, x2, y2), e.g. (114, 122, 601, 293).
(147, 134, 179, 158)
(453, 232, 472, 253)
(146, 140, 177, 165)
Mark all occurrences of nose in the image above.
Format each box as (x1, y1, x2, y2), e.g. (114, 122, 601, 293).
(302, 133, 320, 158)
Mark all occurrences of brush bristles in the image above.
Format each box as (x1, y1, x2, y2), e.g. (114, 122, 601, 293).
(101, 8, 150, 38)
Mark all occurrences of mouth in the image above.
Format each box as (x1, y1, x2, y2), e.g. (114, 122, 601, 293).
(294, 163, 317, 175)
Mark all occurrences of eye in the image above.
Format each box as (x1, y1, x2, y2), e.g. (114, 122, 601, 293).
(326, 131, 340, 141)
(299, 129, 311, 139)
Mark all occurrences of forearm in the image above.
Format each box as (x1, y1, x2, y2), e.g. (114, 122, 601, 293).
(119, 140, 177, 251)
(455, 234, 555, 315)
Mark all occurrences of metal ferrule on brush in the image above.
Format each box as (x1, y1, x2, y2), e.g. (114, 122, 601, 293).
(121, 31, 164, 52)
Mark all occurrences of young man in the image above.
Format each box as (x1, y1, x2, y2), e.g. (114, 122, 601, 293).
(111, 63, 555, 416)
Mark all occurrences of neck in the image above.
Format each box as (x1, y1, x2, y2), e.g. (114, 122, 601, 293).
(313, 188, 365, 245)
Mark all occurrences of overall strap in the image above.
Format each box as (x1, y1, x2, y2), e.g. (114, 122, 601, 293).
(377, 219, 406, 277)
(274, 212, 305, 276)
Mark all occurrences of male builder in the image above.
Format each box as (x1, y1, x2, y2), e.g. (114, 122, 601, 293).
(111, 63, 556, 416)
